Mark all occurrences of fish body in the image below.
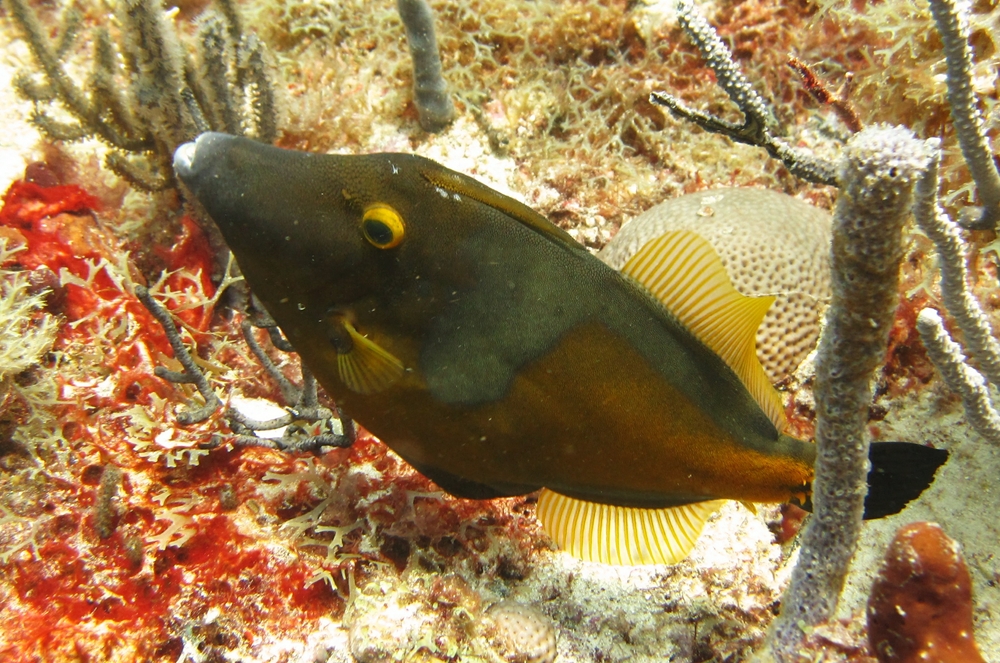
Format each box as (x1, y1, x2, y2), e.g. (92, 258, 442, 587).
(174, 133, 945, 564)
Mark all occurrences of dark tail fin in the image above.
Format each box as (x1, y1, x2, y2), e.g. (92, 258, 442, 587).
(796, 442, 948, 519)
(863, 442, 948, 519)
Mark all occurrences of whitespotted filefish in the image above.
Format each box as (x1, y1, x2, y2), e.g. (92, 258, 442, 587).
(173, 133, 947, 566)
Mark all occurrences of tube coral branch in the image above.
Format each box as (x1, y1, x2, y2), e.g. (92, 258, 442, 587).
(765, 126, 935, 661)
(926, 0, 1000, 230)
(917, 309, 1000, 445)
(913, 152, 1000, 387)
(396, 0, 455, 133)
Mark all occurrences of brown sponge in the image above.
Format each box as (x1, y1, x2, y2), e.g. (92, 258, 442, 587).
(867, 521, 985, 663)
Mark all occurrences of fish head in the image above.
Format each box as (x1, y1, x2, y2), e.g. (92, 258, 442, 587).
(172, 133, 583, 400)
(174, 133, 472, 318)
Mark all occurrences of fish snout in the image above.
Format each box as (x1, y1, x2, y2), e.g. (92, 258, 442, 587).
(173, 132, 234, 188)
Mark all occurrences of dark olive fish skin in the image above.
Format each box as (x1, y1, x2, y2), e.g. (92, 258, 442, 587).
(173, 133, 942, 520)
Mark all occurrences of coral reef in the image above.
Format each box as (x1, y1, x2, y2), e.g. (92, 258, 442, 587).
(867, 521, 985, 663)
(1, 0, 1000, 661)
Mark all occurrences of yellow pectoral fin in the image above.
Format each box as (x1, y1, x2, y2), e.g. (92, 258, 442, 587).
(335, 320, 405, 394)
(621, 229, 786, 431)
(536, 489, 725, 566)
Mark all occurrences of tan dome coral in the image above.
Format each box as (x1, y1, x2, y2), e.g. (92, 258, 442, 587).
(599, 188, 832, 383)
(479, 601, 558, 663)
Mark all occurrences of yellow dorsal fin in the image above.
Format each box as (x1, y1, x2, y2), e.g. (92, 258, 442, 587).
(336, 321, 405, 394)
(620, 229, 786, 431)
(536, 489, 725, 566)
(419, 167, 581, 249)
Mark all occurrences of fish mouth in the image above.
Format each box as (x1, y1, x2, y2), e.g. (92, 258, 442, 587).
(173, 140, 197, 178)
(173, 132, 232, 185)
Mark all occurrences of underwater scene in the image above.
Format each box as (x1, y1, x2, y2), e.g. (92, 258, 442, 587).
(0, 0, 998, 660)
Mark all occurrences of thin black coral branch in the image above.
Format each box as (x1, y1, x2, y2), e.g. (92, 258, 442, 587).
(674, 0, 774, 130)
(137, 284, 355, 454)
(135, 284, 223, 424)
(192, 14, 242, 136)
(222, 327, 355, 455)
(241, 318, 301, 406)
(236, 33, 279, 144)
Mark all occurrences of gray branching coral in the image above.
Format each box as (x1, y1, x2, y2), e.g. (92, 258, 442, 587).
(907, 0, 1000, 449)
(913, 154, 1000, 446)
(926, 0, 1000, 230)
(396, 0, 455, 133)
(5, 0, 278, 191)
(918, 309, 1000, 445)
(650, 0, 837, 186)
(914, 0, 1000, 442)
(135, 285, 355, 453)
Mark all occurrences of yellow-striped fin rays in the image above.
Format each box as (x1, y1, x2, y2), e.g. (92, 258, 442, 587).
(534, 230, 782, 566)
(621, 229, 786, 431)
(330, 318, 404, 395)
(536, 489, 726, 565)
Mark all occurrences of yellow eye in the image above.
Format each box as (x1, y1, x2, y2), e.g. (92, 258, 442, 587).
(361, 203, 405, 249)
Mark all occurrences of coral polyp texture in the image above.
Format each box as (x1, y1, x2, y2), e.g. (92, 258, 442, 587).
(1, 0, 1000, 661)
(480, 600, 559, 663)
(598, 187, 832, 382)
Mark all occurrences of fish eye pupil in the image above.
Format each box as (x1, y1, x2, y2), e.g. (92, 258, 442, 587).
(361, 203, 405, 249)
(364, 219, 394, 246)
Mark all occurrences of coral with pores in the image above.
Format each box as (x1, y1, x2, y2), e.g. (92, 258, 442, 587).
(599, 187, 832, 382)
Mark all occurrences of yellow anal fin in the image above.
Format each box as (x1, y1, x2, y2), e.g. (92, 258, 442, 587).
(335, 320, 404, 394)
(536, 488, 725, 566)
(621, 229, 786, 431)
